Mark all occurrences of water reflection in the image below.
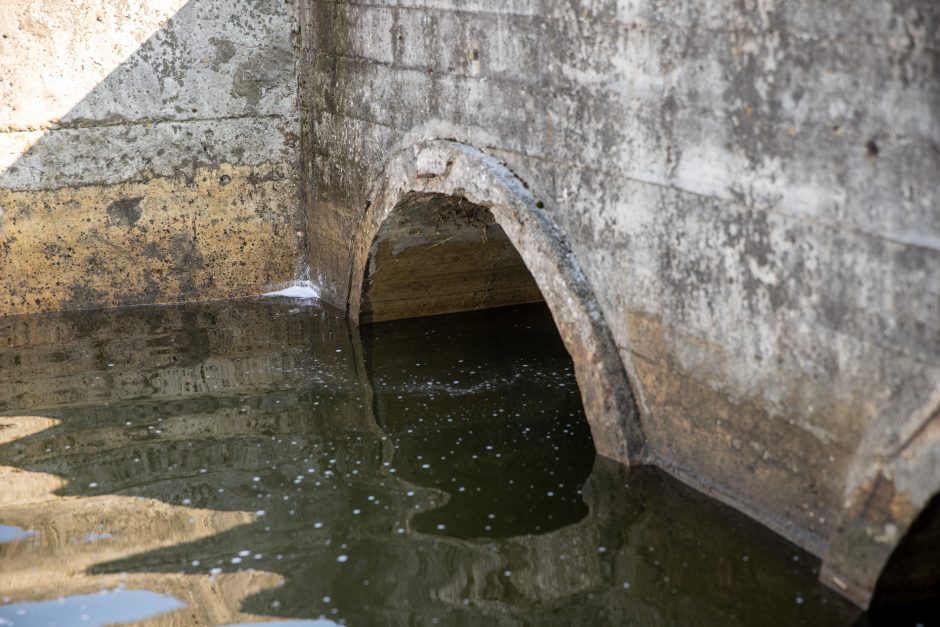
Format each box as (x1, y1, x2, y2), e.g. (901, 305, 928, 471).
(0, 590, 184, 626)
(0, 526, 35, 544)
(0, 301, 861, 625)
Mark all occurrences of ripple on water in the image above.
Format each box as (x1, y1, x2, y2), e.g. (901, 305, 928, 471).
(0, 301, 867, 626)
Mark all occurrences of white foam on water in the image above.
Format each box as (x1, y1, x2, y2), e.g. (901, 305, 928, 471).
(262, 280, 319, 300)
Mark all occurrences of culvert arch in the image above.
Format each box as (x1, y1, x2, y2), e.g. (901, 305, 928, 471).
(346, 140, 644, 465)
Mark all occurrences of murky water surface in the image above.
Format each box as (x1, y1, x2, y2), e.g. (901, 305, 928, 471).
(0, 300, 868, 625)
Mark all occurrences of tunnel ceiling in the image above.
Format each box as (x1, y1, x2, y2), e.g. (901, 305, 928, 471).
(359, 192, 544, 324)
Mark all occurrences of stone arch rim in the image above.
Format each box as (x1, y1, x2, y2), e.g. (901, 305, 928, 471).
(821, 389, 940, 608)
(346, 139, 645, 465)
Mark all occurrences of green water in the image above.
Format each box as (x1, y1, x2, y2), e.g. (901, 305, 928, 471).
(0, 300, 870, 625)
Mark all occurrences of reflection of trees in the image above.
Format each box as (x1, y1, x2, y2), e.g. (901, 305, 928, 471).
(0, 302, 859, 626)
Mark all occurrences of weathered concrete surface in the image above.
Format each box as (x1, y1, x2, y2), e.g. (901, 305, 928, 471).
(301, 0, 940, 606)
(360, 192, 544, 322)
(1, 0, 936, 610)
(0, 0, 305, 314)
(822, 389, 940, 606)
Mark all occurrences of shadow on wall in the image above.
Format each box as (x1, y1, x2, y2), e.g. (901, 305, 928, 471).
(0, 0, 304, 316)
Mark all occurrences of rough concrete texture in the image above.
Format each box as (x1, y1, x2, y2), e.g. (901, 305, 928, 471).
(301, 0, 940, 606)
(0, 0, 304, 314)
(360, 191, 544, 322)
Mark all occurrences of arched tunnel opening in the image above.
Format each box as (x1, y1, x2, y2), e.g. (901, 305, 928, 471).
(357, 191, 599, 537)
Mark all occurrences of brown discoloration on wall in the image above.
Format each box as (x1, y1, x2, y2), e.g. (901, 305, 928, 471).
(0, 162, 302, 315)
(360, 192, 543, 323)
(821, 472, 916, 606)
(0, 0, 303, 315)
(622, 308, 871, 552)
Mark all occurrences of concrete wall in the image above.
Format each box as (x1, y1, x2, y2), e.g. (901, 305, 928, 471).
(359, 192, 544, 323)
(0, 0, 305, 314)
(300, 0, 940, 605)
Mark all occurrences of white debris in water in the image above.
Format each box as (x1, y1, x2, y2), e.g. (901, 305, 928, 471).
(82, 532, 114, 543)
(262, 281, 319, 299)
